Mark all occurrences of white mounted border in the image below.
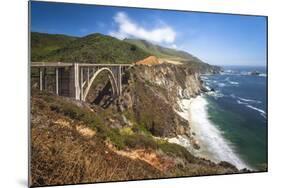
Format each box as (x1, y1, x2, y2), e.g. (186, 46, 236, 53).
(1, 0, 280, 188)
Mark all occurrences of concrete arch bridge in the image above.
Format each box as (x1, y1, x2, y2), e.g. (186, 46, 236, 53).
(31, 62, 132, 101)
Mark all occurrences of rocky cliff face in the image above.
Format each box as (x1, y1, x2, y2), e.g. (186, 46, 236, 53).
(118, 63, 212, 141)
(136, 63, 204, 100)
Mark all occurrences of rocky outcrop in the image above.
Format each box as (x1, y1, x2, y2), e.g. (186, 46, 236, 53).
(134, 56, 161, 66)
(117, 63, 210, 138)
(135, 63, 204, 99)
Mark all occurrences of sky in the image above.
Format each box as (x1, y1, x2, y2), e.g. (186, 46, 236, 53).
(31, 1, 267, 66)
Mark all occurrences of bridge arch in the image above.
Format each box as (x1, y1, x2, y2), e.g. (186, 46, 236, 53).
(82, 67, 118, 101)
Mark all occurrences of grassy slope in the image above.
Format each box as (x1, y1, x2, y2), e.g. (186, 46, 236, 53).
(31, 91, 162, 186)
(31, 32, 77, 61)
(31, 32, 151, 64)
(123, 38, 202, 62)
(123, 39, 222, 73)
(31, 32, 220, 72)
(31, 91, 239, 186)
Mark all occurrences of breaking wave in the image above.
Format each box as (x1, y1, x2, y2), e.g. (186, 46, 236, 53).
(218, 83, 226, 87)
(173, 96, 250, 170)
(246, 105, 267, 118)
(238, 97, 261, 104)
(259, 73, 267, 77)
(237, 100, 248, 105)
(234, 96, 265, 119)
(229, 81, 239, 85)
(207, 91, 224, 99)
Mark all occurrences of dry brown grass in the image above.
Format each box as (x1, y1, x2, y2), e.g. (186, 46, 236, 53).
(107, 142, 175, 172)
(135, 56, 161, 66)
(30, 92, 239, 187)
(30, 93, 162, 186)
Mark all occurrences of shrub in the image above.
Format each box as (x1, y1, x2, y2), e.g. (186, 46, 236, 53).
(106, 128, 125, 149)
(123, 134, 157, 150)
(157, 141, 195, 163)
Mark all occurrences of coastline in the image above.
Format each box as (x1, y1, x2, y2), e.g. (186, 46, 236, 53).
(169, 94, 251, 170)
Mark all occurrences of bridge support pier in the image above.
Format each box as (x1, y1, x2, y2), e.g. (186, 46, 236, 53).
(43, 68, 47, 90)
(32, 62, 131, 101)
(68, 63, 81, 100)
(118, 66, 122, 96)
(55, 68, 59, 95)
(80, 67, 84, 100)
(39, 68, 43, 91)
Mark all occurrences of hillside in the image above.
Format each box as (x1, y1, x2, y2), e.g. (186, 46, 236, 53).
(123, 38, 203, 63)
(31, 32, 221, 73)
(31, 82, 239, 186)
(135, 56, 161, 66)
(123, 38, 221, 73)
(31, 32, 151, 64)
(31, 32, 77, 61)
(30, 32, 230, 187)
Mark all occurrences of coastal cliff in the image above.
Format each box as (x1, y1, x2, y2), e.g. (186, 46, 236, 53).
(31, 61, 242, 186)
(30, 32, 244, 187)
(118, 63, 204, 138)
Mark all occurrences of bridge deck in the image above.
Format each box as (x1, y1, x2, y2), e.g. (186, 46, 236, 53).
(31, 62, 130, 100)
(31, 62, 132, 67)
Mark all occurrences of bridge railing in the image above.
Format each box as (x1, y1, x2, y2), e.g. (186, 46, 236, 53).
(31, 62, 132, 100)
(31, 62, 132, 67)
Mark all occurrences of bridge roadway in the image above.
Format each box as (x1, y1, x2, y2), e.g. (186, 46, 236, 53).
(31, 62, 132, 101)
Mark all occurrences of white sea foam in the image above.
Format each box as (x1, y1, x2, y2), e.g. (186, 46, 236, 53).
(172, 96, 250, 170)
(237, 100, 248, 105)
(201, 76, 209, 80)
(207, 91, 224, 99)
(234, 97, 266, 119)
(238, 97, 261, 104)
(223, 70, 235, 75)
(246, 105, 267, 118)
(229, 81, 239, 85)
(223, 77, 239, 85)
(218, 83, 226, 87)
(259, 73, 267, 77)
(205, 85, 211, 91)
(240, 71, 267, 77)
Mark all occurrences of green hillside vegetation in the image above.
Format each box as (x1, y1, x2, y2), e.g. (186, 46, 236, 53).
(31, 32, 77, 61)
(31, 32, 151, 64)
(31, 32, 221, 72)
(123, 39, 221, 73)
(124, 38, 203, 62)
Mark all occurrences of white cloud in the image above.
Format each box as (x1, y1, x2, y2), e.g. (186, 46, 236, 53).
(170, 44, 178, 49)
(109, 12, 176, 44)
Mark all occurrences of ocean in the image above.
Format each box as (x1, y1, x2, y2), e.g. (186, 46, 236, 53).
(170, 66, 267, 171)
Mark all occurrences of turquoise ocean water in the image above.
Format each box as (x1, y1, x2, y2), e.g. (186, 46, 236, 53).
(202, 66, 267, 170)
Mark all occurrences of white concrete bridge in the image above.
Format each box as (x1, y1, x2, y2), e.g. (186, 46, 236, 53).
(31, 62, 132, 101)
